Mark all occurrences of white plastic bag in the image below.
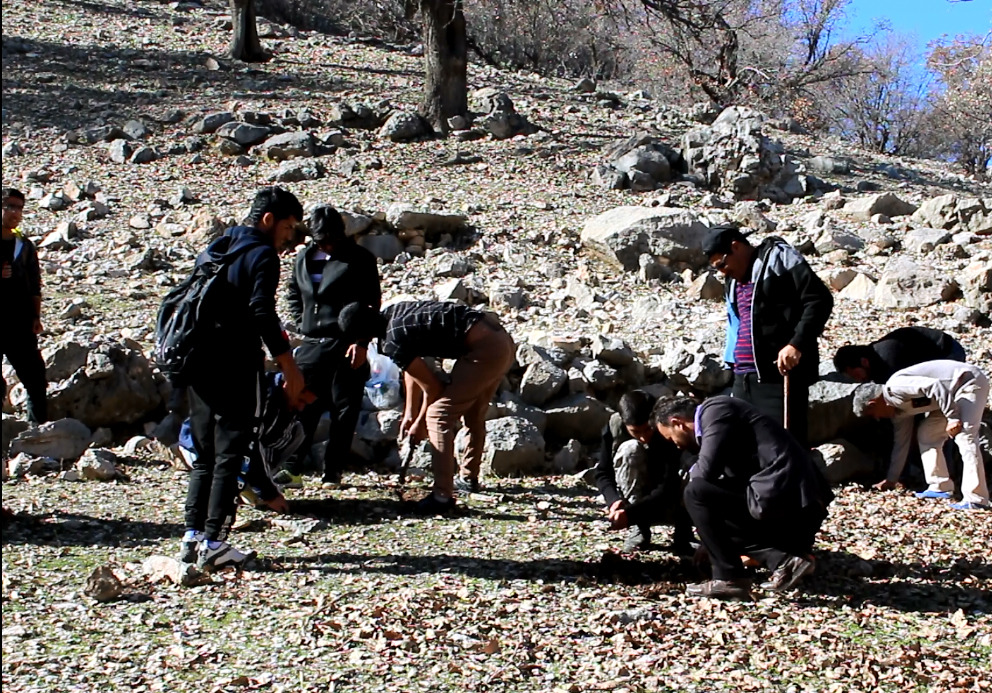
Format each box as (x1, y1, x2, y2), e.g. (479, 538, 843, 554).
(365, 342, 402, 409)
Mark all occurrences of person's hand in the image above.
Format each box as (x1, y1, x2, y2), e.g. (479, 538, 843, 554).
(276, 353, 306, 410)
(264, 493, 290, 514)
(407, 416, 427, 444)
(32, 318, 43, 336)
(872, 479, 898, 491)
(346, 344, 368, 369)
(946, 421, 963, 438)
(605, 499, 626, 516)
(776, 344, 802, 375)
(608, 507, 629, 530)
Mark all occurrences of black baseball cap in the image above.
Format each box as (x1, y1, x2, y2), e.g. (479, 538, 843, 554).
(701, 225, 747, 257)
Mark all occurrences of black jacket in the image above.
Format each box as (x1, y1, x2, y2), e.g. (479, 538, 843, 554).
(692, 396, 834, 521)
(723, 236, 833, 384)
(286, 241, 380, 346)
(866, 327, 965, 383)
(594, 413, 686, 527)
(191, 226, 290, 374)
(2, 234, 42, 328)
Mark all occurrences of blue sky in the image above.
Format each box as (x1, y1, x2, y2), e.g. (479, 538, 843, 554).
(845, 0, 992, 48)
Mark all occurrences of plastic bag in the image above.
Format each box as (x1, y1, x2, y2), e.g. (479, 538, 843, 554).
(365, 342, 402, 410)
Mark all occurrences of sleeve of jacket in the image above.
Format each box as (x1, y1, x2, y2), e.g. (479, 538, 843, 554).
(593, 423, 623, 508)
(286, 249, 305, 330)
(25, 240, 42, 297)
(357, 251, 382, 348)
(786, 250, 833, 353)
(624, 446, 683, 527)
(249, 249, 291, 358)
(692, 403, 738, 482)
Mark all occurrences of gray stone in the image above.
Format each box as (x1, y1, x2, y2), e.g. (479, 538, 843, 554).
(573, 77, 596, 93)
(519, 360, 568, 406)
(553, 439, 584, 474)
(378, 112, 430, 142)
(660, 340, 732, 394)
(808, 156, 851, 175)
(270, 158, 326, 183)
(903, 228, 951, 254)
(2, 142, 24, 157)
(129, 146, 158, 164)
(6, 452, 45, 478)
(434, 277, 468, 302)
(2, 415, 32, 458)
(434, 253, 473, 278)
(194, 111, 236, 134)
(590, 335, 635, 367)
(489, 391, 547, 434)
(813, 226, 864, 254)
(47, 341, 161, 428)
(613, 145, 672, 183)
(357, 234, 404, 262)
(807, 380, 861, 446)
(591, 165, 627, 190)
(355, 409, 402, 445)
(340, 211, 373, 237)
(76, 448, 118, 481)
(911, 194, 992, 235)
(687, 272, 723, 301)
(386, 203, 468, 236)
(577, 357, 619, 392)
(216, 122, 271, 147)
(873, 257, 959, 309)
(811, 439, 875, 485)
(543, 394, 614, 443)
(581, 206, 709, 271)
(637, 253, 668, 282)
(478, 416, 546, 477)
(259, 131, 315, 161)
(39, 191, 71, 211)
(9, 418, 93, 461)
(843, 193, 917, 221)
(123, 119, 150, 139)
(108, 140, 134, 164)
(327, 101, 382, 130)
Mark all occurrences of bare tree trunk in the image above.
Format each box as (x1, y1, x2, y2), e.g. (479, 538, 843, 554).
(419, 0, 467, 134)
(230, 0, 269, 63)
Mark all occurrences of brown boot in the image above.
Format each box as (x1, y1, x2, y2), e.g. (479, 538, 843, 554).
(685, 578, 752, 601)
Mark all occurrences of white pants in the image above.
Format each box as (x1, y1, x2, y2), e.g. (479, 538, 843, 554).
(919, 372, 990, 505)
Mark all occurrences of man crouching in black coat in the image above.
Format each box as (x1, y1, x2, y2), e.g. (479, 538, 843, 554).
(651, 395, 834, 600)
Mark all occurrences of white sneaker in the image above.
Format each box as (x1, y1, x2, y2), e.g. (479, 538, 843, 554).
(196, 540, 256, 571)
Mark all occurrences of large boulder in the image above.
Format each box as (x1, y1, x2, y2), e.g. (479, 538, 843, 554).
(543, 394, 614, 443)
(811, 439, 875, 485)
(911, 194, 992, 235)
(355, 409, 402, 445)
(519, 360, 568, 407)
(472, 416, 545, 477)
(680, 106, 807, 202)
(2, 415, 31, 458)
(215, 122, 271, 147)
(580, 206, 710, 271)
(903, 228, 951, 254)
(842, 193, 917, 221)
(386, 203, 468, 237)
(873, 257, 959, 309)
(807, 380, 861, 446)
(75, 448, 119, 481)
(259, 131, 315, 161)
(378, 112, 431, 142)
(47, 341, 162, 428)
(659, 339, 732, 394)
(270, 158, 326, 182)
(9, 418, 92, 461)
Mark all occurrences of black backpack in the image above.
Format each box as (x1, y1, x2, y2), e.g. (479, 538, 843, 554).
(154, 236, 258, 383)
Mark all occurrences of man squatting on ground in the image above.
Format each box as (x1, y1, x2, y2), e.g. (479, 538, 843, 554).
(2, 188, 48, 424)
(338, 300, 515, 514)
(593, 390, 693, 553)
(180, 187, 307, 570)
(652, 395, 834, 600)
(279, 204, 381, 487)
(853, 360, 990, 510)
(834, 326, 968, 491)
(703, 224, 833, 446)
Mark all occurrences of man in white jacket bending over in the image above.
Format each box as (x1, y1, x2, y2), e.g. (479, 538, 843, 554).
(852, 360, 990, 510)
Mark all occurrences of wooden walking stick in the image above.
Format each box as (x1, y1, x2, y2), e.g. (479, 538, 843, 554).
(783, 372, 791, 432)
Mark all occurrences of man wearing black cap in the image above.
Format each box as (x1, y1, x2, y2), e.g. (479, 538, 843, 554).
(702, 225, 833, 446)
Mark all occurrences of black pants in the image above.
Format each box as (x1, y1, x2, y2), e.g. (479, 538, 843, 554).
(684, 477, 825, 580)
(286, 339, 369, 479)
(1, 328, 47, 423)
(733, 372, 809, 447)
(184, 371, 260, 541)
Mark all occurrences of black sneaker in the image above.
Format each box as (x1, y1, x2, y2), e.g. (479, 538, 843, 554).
(411, 494, 456, 515)
(453, 475, 480, 493)
(179, 531, 204, 564)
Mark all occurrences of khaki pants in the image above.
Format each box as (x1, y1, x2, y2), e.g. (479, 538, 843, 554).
(426, 318, 515, 497)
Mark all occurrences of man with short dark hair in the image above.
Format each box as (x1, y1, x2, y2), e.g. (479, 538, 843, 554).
(278, 205, 381, 487)
(652, 395, 834, 600)
(338, 300, 515, 514)
(703, 225, 833, 446)
(593, 390, 692, 553)
(853, 361, 989, 510)
(834, 327, 966, 384)
(179, 187, 306, 570)
(1, 188, 47, 423)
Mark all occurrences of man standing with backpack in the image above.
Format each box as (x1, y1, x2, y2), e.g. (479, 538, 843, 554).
(176, 187, 306, 570)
